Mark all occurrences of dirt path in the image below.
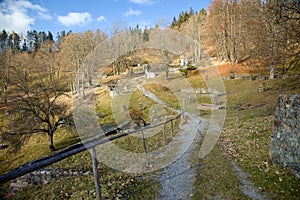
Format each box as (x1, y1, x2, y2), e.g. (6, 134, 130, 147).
(132, 75, 267, 199)
(155, 114, 205, 199)
(231, 161, 270, 200)
(131, 77, 206, 199)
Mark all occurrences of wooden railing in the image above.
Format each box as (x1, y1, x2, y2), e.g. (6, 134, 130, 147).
(0, 113, 183, 199)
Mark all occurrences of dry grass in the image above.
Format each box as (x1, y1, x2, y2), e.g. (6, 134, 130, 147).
(216, 63, 269, 77)
(220, 116, 300, 199)
(192, 144, 247, 199)
(218, 77, 300, 199)
(1, 65, 300, 199)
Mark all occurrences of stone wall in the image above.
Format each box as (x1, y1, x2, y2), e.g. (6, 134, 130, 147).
(9, 168, 92, 194)
(270, 94, 300, 179)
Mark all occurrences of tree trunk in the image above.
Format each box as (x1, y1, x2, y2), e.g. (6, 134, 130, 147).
(48, 132, 55, 152)
(269, 64, 275, 79)
(1, 78, 7, 106)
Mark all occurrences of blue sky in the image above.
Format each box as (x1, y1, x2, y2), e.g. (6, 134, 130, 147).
(0, 0, 211, 35)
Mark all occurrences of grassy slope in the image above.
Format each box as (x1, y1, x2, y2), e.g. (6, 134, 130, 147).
(219, 77, 300, 199)
(1, 68, 300, 199)
(190, 66, 300, 199)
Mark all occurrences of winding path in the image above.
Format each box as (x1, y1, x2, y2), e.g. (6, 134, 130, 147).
(134, 76, 268, 200)
(131, 78, 206, 199)
(156, 114, 205, 199)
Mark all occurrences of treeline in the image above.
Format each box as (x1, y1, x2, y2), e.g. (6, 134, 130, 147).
(0, 25, 153, 106)
(0, 29, 73, 53)
(171, 7, 196, 28)
(173, 0, 300, 79)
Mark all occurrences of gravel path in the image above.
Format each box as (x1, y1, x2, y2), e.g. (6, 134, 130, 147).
(131, 78, 206, 199)
(156, 114, 204, 200)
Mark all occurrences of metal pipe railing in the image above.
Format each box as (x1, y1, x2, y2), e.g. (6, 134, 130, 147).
(0, 113, 183, 184)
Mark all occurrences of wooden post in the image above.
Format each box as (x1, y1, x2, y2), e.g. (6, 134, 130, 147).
(91, 147, 102, 200)
(163, 124, 166, 146)
(181, 98, 185, 121)
(141, 131, 147, 154)
(141, 131, 149, 166)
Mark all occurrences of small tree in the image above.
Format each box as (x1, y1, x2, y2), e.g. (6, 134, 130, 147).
(4, 53, 73, 152)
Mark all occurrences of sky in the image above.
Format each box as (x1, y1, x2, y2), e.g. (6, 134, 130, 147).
(0, 0, 211, 36)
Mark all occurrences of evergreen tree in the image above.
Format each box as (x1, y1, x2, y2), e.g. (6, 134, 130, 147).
(0, 29, 8, 51)
(8, 34, 13, 50)
(40, 31, 47, 44)
(12, 32, 20, 51)
(183, 11, 189, 22)
(142, 26, 150, 41)
(61, 30, 66, 38)
(189, 7, 194, 16)
(22, 39, 27, 52)
(47, 31, 53, 41)
(33, 30, 40, 51)
(177, 12, 184, 27)
(67, 30, 72, 36)
(26, 30, 34, 51)
(171, 17, 177, 28)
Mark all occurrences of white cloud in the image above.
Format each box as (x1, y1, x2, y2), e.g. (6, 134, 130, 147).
(129, 0, 155, 5)
(0, 0, 51, 33)
(58, 12, 92, 27)
(38, 11, 52, 20)
(96, 16, 107, 22)
(124, 8, 142, 17)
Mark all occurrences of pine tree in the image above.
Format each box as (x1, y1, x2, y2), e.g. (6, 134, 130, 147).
(22, 39, 27, 52)
(143, 27, 150, 41)
(12, 32, 20, 51)
(47, 31, 53, 41)
(0, 29, 8, 51)
(26, 31, 34, 51)
(8, 34, 13, 50)
(40, 31, 47, 44)
(33, 30, 40, 51)
(189, 7, 194, 16)
(171, 17, 177, 28)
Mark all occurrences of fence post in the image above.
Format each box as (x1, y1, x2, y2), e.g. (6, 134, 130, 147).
(91, 147, 102, 200)
(163, 124, 166, 146)
(141, 130, 147, 154)
(141, 131, 149, 166)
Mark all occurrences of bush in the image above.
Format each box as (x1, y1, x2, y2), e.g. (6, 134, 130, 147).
(179, 65, 197, 77)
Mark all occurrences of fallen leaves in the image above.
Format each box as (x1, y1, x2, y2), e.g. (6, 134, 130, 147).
(218, 115, 300, 199)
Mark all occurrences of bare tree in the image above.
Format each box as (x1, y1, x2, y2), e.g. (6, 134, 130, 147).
(57, 30, 107, 94)
(260, 0, 299, 79)
(3, 53, 73, 152)
(205, 0, 299, 77)
(181, 9, 207, 63)
(0, 49, 13, 106)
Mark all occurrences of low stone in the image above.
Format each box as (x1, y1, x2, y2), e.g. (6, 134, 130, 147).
(83, 171, 91, 176)
(34, 176, 42, 184)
